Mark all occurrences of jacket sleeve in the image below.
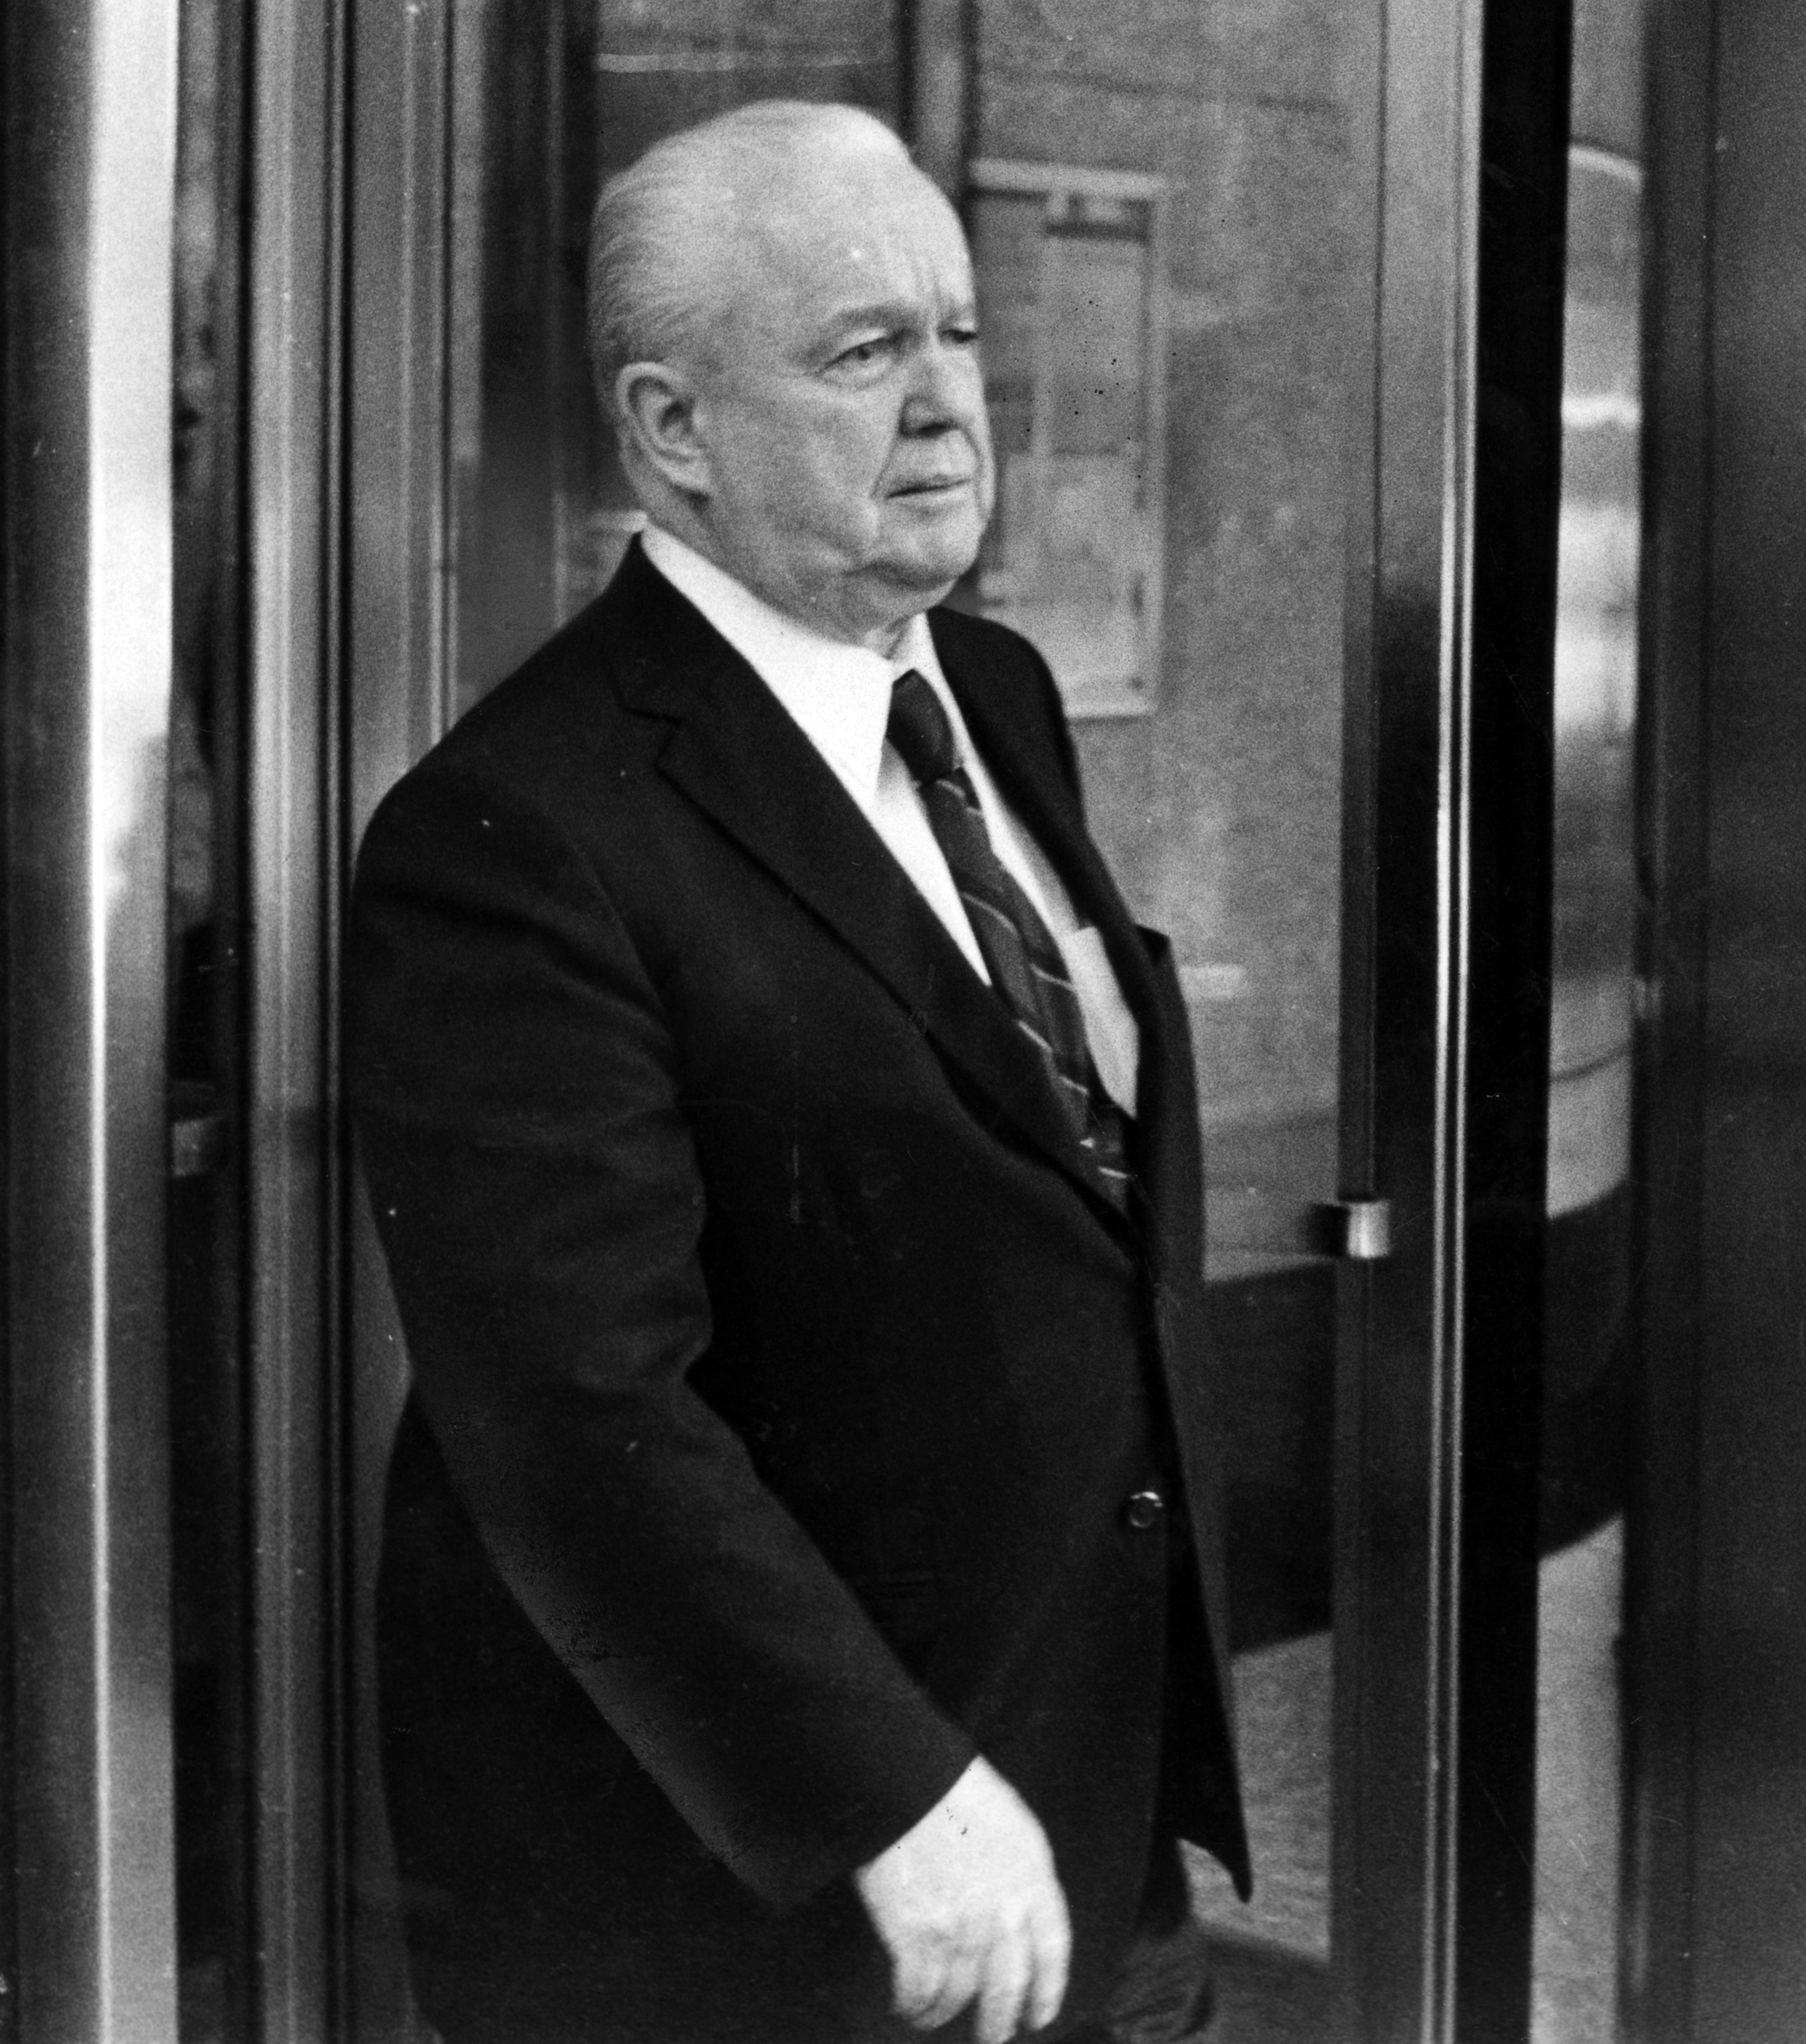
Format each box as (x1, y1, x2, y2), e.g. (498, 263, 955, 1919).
(347, 762, 975, 1910)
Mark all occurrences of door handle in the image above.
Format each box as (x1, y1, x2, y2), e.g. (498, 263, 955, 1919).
(1309, 1196, 1393, 1261)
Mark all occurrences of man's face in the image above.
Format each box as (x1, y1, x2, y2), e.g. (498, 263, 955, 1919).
(687, 148, 996, 648)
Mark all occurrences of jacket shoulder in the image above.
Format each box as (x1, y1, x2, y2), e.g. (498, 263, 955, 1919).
(428, 591, 640, 777)
(925, 603, 1057, 690)
(359, 575, 667, 865)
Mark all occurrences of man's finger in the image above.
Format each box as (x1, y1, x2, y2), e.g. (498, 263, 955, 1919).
(911, 1945, 982, 2031)
(973, 1923, 1033, 2044)
(891, 1932, 961, 2025)
(1025, 1888, 1072, 2031)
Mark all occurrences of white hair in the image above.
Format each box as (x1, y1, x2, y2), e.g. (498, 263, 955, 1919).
(585, 100, 914, 413)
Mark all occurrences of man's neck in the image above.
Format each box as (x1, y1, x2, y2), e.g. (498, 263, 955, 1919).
(866, 615, 911, 661)
(642, 521, 922, 662)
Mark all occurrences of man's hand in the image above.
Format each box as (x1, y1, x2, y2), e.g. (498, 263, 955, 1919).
(854, 1755, 1071, 2042)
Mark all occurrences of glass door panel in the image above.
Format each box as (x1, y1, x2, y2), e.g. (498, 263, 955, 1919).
(1011, 23, 1357, 2010)
(5, 2, 185, 2031)
(352, 4, 1573, 2041)
(434, 10, 1355, 2039)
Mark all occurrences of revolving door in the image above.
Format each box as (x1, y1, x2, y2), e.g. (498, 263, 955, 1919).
(0, 1, 1733, 2040)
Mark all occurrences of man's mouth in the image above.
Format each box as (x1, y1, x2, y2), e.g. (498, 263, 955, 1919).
(888, 474, 975, 498)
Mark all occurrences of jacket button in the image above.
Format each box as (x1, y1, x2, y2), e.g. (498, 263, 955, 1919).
(1125, 1488, 1166, 1531)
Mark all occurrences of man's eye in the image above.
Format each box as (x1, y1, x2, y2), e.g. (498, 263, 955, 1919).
(946, 324, 981, 348)
(831, 337, 891, 373)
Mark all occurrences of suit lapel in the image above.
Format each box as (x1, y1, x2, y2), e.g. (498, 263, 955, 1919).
(604, 547, 1097, 1199)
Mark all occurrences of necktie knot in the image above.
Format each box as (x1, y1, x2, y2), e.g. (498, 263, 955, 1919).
(888, 668, 959, 786)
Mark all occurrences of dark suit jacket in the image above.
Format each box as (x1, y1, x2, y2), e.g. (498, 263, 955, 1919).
(348, 541, 1249, 2044)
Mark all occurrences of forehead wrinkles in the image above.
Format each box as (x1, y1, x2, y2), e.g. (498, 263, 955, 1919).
(731, 170, 973, 348)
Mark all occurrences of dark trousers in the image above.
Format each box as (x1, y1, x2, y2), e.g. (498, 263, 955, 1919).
(1070, 1837, 1217, 2044)
(1076, 1518, 1228, 2044)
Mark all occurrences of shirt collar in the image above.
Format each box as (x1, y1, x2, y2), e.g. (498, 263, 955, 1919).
(641, 525, 955, 804)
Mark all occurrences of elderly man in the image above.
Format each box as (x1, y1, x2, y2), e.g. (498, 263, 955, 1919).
(350, 101, 1248, 2044)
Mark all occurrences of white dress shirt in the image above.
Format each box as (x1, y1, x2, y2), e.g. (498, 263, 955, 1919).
(641, 526, 1139, 1114)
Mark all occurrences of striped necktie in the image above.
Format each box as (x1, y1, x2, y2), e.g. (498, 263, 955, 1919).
(887, 668, 1131, 1208)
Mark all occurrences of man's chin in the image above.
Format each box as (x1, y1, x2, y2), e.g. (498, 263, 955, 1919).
(878, 559, 979, 622)
(878, 522, 986, 600)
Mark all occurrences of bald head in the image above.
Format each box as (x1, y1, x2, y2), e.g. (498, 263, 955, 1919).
(587, 101, 921, 409)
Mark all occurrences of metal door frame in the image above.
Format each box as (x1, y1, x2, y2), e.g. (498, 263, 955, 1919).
(1335, 3, 1569, 2039)
(4, 5, 182, 2035)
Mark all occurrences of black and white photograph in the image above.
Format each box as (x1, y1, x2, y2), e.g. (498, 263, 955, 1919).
(3, 2, 1801, 2040)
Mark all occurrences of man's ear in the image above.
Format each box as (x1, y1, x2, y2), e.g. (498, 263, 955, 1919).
(615, 361, 714, 500)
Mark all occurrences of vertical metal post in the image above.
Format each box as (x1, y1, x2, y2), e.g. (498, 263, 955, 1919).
(3, 2, 181, 2037)
(1457, 5, 1571, 2036)
(1334, 0, 1487, 2035)
(1337, 1, 1570, 2037)
(243, 1, 349, 2035)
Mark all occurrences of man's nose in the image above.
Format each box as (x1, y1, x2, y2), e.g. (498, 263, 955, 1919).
(899, 340, 980, 435)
